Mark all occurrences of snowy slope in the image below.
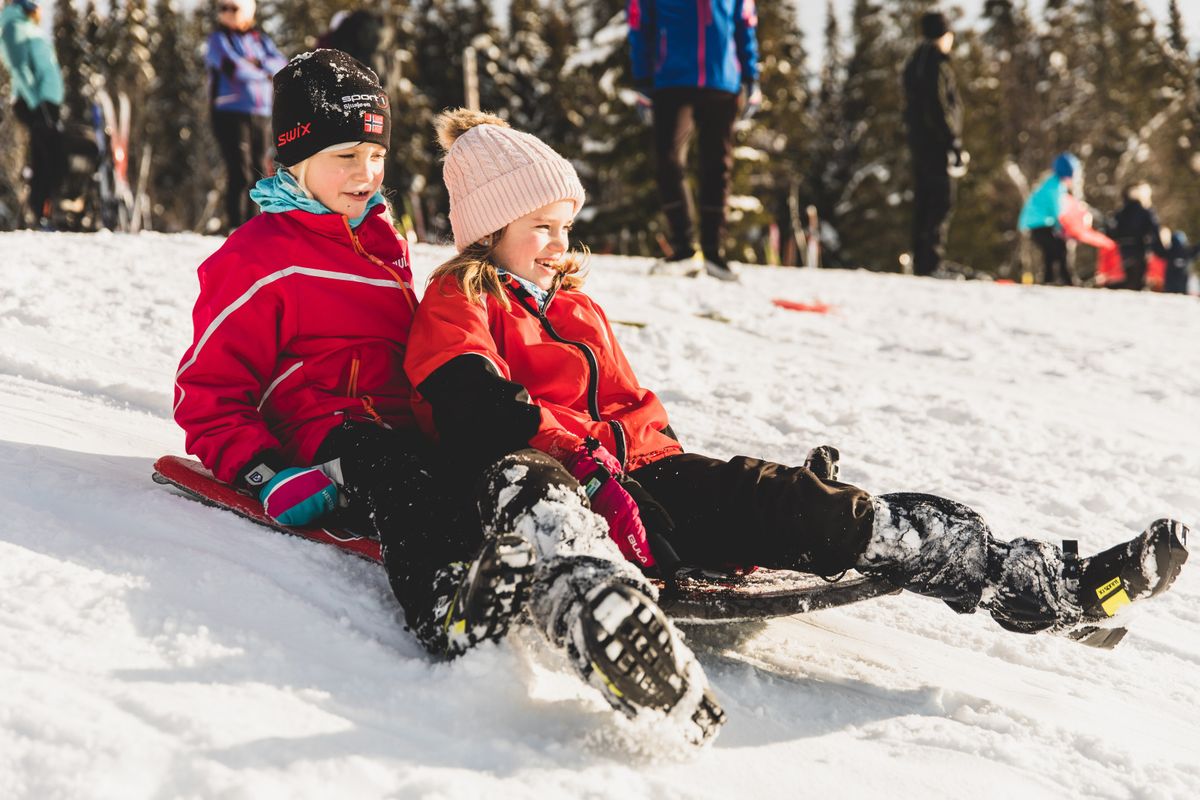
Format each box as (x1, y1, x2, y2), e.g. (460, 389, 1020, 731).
(1, 230, 1198, 800)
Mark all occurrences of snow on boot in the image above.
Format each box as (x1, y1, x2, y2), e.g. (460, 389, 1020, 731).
(702, 255, 739, 282)
(858, 492, 989, 613)
(804, 445, 840, 482)
(438, 532, 537, 658)
(1061, 518, 1189, 648)
(569, 581, 724, 746)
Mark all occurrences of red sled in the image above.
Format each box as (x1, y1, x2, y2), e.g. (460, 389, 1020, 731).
(152, 455, 898, 622)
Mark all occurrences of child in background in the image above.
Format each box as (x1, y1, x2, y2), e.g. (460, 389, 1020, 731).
(407, 110, 1189, 736)
(1018, 153, 1082, 286)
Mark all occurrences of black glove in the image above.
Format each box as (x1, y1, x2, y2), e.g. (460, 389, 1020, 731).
(619, 475, 683, 580)
(740, 80, 762, 121)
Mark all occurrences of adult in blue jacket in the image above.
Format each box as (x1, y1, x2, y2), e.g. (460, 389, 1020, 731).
(629, 0, 760, 281)
(206, 0, 287, 232)
(0, 0, 66, 228)
(1018, 153, 1079, 286)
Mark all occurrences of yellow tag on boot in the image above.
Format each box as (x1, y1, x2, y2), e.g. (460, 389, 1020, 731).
(1096, 576, 1132, 616)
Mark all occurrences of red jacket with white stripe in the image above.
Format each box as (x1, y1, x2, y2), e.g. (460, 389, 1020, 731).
(173, 206, 418, 484)
(405, 273, 682, 473)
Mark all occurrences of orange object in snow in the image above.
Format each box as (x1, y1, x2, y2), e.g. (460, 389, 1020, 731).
(1095, 245, 1123, 287)
(771, 298, 833, 314)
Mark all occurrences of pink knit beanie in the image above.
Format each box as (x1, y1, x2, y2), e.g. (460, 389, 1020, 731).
(437, 109, 586, 252)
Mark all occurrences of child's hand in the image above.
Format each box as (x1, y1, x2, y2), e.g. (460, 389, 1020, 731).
(563, 439, 656, 568)
(259, 465, 340, 527)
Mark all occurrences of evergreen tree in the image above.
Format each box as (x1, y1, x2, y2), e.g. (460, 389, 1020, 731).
(1167, 0, 1187, 55)
(146, 0, 212, 230)
(806, 0, 848, 263)
(52, 0, 89, 124)
(743, 0, 811, 265)
(834, 0, 909, 269)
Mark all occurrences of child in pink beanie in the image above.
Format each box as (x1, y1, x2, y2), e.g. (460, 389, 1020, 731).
(406, 108, 1189, 735)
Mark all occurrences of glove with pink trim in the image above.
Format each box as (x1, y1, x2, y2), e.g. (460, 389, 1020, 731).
(563, 438, 656, 569)
(258, 463, 342, 527)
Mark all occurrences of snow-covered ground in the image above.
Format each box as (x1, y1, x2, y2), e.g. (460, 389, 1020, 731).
(1, 230, 1198, 799)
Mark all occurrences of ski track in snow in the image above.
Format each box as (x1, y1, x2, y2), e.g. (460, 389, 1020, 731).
(1, 231, 1198, 799)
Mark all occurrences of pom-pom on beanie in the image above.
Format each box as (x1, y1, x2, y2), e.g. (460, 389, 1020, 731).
(272, 49, 390, 167)
(437, 108, 586, 252)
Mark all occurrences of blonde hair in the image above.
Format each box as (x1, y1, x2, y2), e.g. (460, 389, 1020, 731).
(428, 232, 590, 310)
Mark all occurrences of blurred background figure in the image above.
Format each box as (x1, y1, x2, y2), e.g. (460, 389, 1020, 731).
(206, 0, 286, 233)
(316, 8, 384, 77)
(1019, 153, 1080, 286)
(630, 0, 761, 282)
(0, 0, 65, 229)
(1108, 182, 1166, 291)
(1160, 228, 1199, 295)
(903, 10, 965, 278)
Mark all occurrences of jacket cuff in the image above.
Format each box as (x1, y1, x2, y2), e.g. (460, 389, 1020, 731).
(236, 449, 288, 492)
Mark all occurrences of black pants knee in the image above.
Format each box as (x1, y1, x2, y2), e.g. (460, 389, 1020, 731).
(314, 421, 478, 630)
(630, 453, 874, 577)
(211, 110, 271, 229)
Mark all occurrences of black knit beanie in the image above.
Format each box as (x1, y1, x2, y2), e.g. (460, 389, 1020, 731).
(920, 11, 950, 40)
(271, 49, 391, 167)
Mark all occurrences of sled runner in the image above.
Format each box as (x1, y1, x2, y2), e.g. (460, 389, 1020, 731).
(152, 455, 900, 622)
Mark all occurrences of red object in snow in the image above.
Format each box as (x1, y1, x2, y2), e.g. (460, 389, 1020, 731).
(1147, 253, 1166, 291)
(152, 455, 384, 563)
(771, 298, 832, 314)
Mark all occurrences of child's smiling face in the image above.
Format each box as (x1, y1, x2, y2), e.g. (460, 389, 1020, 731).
(303, 143, 387, 218)
(491, 200, 576, 291)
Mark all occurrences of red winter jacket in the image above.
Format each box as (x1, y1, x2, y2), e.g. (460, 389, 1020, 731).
(405, 273, 682, 472)
(174, 206, 418, 484)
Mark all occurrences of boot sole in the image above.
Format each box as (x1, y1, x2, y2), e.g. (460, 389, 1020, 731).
(579, 583, 726, 743)
(445, 533, 537, 650)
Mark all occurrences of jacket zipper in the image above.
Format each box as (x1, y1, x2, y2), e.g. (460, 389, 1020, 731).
(506, 280, 611, 456)
(341, 217, 418, 313)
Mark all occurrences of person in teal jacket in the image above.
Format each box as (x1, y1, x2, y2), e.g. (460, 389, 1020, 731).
(1018, 153, 1079, 285)
(0, 0, 65, 228)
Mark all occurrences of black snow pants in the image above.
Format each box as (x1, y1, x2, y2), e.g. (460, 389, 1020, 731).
(211, 110, 272, 230)
(315, 422, 629, 654)
(630, 453, 875, 577)
(909, 145, 954, 277)
(652, 87, 740, 260)
(1030, 226, 1071, 286)
(14, 99, 66, 223)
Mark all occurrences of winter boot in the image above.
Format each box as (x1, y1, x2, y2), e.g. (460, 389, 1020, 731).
(701, 254, 740, 282)
(861, 493, 1191, 647)
(437, 532, 538, 658)
(529, 555, 725, 746)
(804, 445, 841, 482)
(1059, 519, 1189, 648)
(567, 579, 725, 745)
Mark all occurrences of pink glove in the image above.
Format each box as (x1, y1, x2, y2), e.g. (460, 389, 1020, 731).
(563, 439, 656, 568)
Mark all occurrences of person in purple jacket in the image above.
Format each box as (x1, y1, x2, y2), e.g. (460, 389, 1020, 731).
(206, 0, 287, 232)
(629, 0, 761, 281)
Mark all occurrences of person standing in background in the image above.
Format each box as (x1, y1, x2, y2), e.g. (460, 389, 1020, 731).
(206, 0, 286, 233)
(1108, 182, 1166, 291)
(629, 0, 761, 282)
(903, 11, 965, 278)
(0, 0, 66, 229)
